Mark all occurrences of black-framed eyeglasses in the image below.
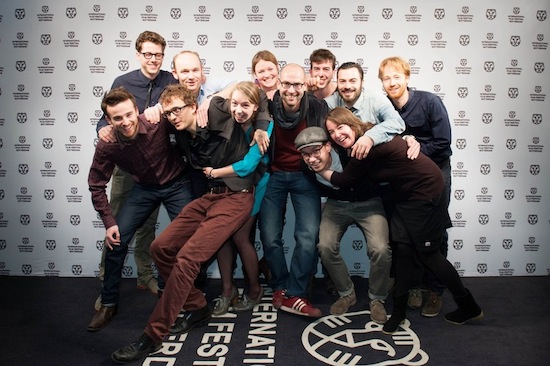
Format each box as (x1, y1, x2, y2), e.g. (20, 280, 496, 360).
(162, 105, 187, 119)
(280, 81, 305, 91)
(300, 144, 325, 159)
(141, 52, 164, 60)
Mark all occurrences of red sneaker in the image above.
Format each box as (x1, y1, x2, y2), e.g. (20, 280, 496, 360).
(280, 296, 322, 317)
(272, 289, 287, 309)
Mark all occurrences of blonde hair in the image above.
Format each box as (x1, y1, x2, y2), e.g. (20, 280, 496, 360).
(232, 81, 261, 107)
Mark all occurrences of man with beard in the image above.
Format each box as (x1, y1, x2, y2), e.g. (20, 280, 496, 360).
(325, 62, 407, 160)
(323, 61, 419, 319)
(378, 56, 453, 317)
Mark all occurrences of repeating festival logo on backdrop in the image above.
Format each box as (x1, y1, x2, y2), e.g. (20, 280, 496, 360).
(0, 1, 547, 277)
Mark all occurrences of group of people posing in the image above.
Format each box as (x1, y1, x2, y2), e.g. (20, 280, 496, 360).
(86, 31, 484, 364)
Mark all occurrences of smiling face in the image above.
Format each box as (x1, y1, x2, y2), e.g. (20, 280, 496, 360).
(326, 119, 356, 149)
(310, 60, 335, 90)
(380, 65, 409, 102)
(300, 143, 332, 172)
(230, 89, 258, 125)
(278, 64, 306, 112)
(254, 59, 279, 91)
(105, 99, 140, 139)
(172, 52, 203, 94)
(336, 67, 363, 107)
(137, 41, 164, 79)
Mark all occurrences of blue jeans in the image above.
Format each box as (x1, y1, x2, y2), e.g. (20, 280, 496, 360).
(101, 174, 194, 305)
(259, 171, 321, 298)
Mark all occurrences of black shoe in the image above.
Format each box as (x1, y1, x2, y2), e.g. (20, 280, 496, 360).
(111, 333, 162, 364)
(194, 264, 209, 291)
(169, 305, 211, 335)
(445, 288, 484, 325)
(382, 294, 408, 334)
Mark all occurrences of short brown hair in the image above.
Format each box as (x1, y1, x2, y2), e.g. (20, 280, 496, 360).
(337, 62, 364, 82)
(309, 49, 337, 69)
(159, 84, 197, 107)
(378, 56, 410, 80)
(101, 87, 137, 117)
(135, 31, 166, 52)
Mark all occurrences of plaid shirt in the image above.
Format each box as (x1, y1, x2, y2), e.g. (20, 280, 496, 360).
(88, 115, 185, 228)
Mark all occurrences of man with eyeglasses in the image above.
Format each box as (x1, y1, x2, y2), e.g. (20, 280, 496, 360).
(167, 50, 247, 291)
(170, 50, 238, 132)
(92, 31, 178, 316)
(294, 127, 392, 323)
(259, 63, 328, 317)
(87, 87, 195, 332)
(110, 84, 269, 363)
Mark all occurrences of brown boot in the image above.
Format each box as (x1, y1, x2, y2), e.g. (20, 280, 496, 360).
(421, 291, 443, 317)
(87, 305, 117, 332)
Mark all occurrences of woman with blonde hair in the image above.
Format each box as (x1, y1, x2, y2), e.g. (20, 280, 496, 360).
(202, 81, 274, 315)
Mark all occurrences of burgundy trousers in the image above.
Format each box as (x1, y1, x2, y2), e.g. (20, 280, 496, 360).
(144, 190, 254, 341)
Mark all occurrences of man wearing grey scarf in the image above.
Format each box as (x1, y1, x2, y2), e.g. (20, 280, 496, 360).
(259, 63, 329, 317)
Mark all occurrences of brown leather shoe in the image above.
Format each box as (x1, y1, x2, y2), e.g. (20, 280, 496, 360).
(87, 305, 117, 332)
(137, 277, 159, 295)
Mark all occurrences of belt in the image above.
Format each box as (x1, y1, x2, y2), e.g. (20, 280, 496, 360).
(207, 185, 254, 194)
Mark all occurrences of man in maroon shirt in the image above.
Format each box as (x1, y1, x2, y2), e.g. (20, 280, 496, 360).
(259, 64, 329, 317)
(87, 87, 194, 332)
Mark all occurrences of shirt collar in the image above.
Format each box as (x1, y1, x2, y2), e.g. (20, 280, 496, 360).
(349, 88, 365, 111)
(138, 70, 159, 86)
(399, 87, 414, 112)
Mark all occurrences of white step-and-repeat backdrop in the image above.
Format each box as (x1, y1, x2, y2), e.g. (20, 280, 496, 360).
(0, 1, 548, 278)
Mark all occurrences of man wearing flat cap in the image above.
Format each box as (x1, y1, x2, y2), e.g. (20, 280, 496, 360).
(294, 127, 393, 323)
